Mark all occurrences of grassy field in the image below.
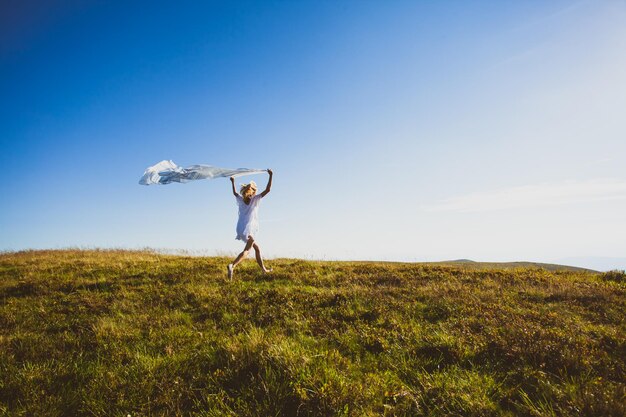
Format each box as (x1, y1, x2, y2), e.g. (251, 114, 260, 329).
(0, 250, 624, 416)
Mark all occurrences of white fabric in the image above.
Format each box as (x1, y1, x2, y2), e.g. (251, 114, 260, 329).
(139, 160, 265, 185)
(236, 194, 264, 241)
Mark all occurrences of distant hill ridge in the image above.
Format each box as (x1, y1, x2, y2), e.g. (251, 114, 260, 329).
(433, 259, 597, 273)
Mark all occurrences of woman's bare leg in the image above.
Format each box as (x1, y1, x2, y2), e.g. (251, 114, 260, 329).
(253, 242, 272, 273)
(228, 236, 254, 279)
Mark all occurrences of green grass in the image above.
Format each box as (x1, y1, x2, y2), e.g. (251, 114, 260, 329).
(0, 250, 624, 416)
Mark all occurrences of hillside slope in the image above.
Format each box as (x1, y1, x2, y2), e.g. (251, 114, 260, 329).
(1, 250, 624, 416)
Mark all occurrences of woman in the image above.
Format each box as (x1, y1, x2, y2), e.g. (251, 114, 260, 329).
(227, 169, 273, 279)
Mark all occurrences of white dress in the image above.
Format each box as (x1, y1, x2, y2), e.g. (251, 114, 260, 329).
(235, 194, 263, 241)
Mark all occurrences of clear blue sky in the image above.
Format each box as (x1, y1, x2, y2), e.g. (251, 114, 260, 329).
(2, 1, 625, 270)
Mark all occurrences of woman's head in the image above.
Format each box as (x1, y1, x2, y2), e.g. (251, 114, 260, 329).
(240, 181, 257, 199)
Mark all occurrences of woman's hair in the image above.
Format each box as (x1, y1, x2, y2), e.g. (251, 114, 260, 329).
(240, 181, 257, 199)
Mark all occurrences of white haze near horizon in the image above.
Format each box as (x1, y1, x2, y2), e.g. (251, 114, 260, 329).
(422, 179, 626, 213)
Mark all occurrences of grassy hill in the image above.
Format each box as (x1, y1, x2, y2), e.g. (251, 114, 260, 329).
(0, 250, 624, 416)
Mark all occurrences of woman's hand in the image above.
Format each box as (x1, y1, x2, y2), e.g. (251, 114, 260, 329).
(267, 169, 273, 175)
(230, 176, 235, 183)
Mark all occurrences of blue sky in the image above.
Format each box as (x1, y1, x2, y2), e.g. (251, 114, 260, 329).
(2, 1, 625, 270)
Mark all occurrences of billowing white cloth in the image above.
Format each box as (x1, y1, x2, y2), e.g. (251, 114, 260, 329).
(235, 194, 264, 241)
(139, 160, 265, 185)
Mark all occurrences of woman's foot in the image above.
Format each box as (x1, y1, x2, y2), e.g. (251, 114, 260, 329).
(262, 267, 273, 274)
(227, 264, 234, 280)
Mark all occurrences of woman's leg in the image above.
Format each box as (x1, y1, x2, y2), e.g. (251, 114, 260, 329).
(253, 242, 272, 273)
(228, 236, 254, 279)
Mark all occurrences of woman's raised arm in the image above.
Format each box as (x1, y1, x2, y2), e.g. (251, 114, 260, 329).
(260, 169, 273, 197)
(230, 176, 240, 197)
